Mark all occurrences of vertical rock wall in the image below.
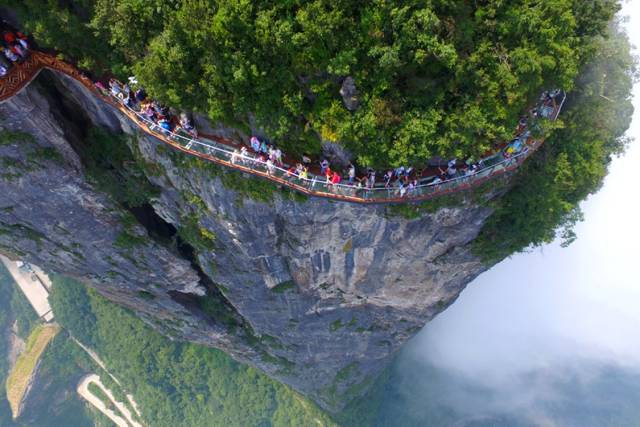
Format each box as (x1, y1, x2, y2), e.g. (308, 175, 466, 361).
(0, 69, 505, 410)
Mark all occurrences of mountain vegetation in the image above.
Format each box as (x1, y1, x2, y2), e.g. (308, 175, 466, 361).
(0, 263, 27, 427)
(4, 0, 623, 167)
(49, 275, 336, 427)
(0, 264, 106, 427)
(473, 20, 636, 261)
(5, 324, 60, 418)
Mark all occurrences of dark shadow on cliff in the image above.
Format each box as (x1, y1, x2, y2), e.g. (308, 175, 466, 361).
(33, 69, 248, 336)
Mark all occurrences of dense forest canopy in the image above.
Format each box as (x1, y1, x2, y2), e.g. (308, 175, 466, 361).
(3, 0, 622, 166)
(49, 275, 336, 427)
(473, 19, 636, 261)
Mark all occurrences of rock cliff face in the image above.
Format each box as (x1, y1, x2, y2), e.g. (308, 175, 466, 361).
(0, 69, 505, 410)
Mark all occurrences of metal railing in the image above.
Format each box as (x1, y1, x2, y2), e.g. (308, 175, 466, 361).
(0, 50, 567, 204)
(111, 92, 565, 203)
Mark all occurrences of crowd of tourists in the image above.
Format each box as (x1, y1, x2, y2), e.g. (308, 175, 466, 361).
(0, 26, 562, 199)
(96, 77, 199, 141)
(100, 74, 554, 198)
(0, 23, 29, 76)
(223, 134, 508, 198)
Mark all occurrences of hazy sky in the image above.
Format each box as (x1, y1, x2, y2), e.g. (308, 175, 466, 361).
(395, 1, 640, 425)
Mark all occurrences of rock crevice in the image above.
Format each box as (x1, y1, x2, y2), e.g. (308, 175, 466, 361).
(0, 68, 506, 411)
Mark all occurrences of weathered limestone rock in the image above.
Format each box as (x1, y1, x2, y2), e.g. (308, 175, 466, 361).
(0, 69, 505, 411)
(321, 140, 353, 170)
(340, 76, 359, 111)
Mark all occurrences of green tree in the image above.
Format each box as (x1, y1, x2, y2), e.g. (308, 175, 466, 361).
(5, 0, 623, 166)
(49, 274, 97, 346)
(474, 20, 636, 261)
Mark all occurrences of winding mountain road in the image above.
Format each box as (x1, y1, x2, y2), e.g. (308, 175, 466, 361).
(77, 374, 142, 427)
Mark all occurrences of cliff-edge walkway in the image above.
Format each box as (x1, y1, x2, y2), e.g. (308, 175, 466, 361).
(0, 50, 566, 204)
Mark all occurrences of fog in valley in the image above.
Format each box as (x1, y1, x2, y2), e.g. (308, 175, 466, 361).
(377, 2, 640, 426)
